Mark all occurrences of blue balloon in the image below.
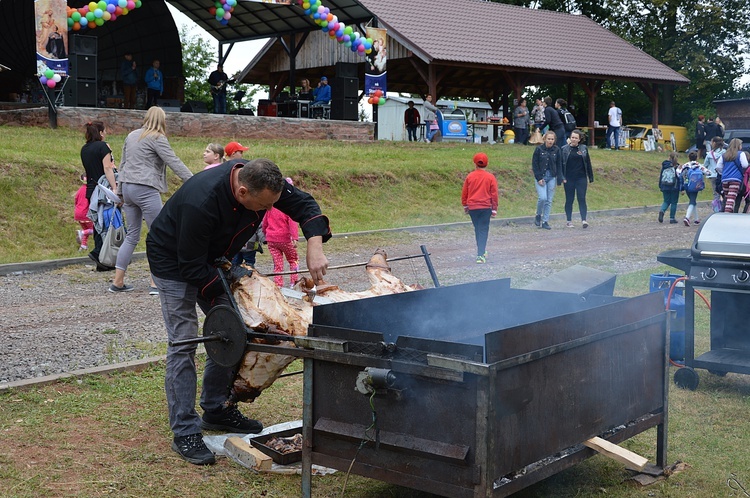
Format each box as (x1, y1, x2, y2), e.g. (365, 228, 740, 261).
(220, 18, 228, 25)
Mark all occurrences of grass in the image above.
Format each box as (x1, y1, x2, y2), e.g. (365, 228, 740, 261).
(0, 125, 669, 264)
(2, 125, 747, 496)
(3, 272, 750, 497)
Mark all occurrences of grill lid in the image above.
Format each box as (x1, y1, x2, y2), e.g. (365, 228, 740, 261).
(692, 213, 750, 261)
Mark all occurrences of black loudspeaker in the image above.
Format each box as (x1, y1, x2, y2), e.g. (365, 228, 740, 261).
(330, 98, 358, 121)
(181, 100, 208, 113)
(276, 102, 298, 118)
(332, 77, 358, 100)
(236, 108, 255, 116)
(335, 61, 358, 78)
(65, 79, 97, 107)
(70, 54, 97, 80)
(71, 35, 97, 55)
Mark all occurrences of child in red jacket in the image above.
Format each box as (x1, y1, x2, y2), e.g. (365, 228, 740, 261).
(74, 173, 94, 250)
(262, 178, 300, 287)
(461, 153, 498, 264)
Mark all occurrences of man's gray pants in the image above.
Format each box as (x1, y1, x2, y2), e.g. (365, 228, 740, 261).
(153, 275, 235, 437)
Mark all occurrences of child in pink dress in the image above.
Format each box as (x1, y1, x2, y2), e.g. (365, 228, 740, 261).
(262, 178, 300, 288)
(74, 174, 94, 250)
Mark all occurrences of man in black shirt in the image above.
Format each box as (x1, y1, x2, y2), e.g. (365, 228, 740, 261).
(207, 64, 229, 114)
(147, 158, 331, 465)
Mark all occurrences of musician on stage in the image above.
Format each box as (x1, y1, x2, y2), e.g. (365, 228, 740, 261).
(208, 64, 229, 114)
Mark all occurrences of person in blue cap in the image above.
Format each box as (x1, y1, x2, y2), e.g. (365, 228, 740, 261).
(312, 76, 331, 106)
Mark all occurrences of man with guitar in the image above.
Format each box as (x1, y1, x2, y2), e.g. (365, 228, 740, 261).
(208, 64, 231, 114)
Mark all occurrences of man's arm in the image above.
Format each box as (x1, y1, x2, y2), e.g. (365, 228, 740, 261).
(305, 236, 328, 283)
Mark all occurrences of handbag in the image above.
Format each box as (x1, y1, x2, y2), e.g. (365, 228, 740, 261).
(99, 207, 125, 267)
(529, 129, 543, 144)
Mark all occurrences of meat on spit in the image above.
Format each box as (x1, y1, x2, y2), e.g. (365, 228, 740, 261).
(226, 249, 416, 404)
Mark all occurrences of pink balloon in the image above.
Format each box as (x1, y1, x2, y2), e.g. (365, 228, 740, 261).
(47, 79, 57, 88)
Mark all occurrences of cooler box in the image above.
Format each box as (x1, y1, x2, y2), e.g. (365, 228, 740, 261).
(437, 109, 468, 141)
(650, 273, 685, 360)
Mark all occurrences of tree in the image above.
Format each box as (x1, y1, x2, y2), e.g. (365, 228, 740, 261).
(179, 26, 260, 113)
(491, 0, 750, 126)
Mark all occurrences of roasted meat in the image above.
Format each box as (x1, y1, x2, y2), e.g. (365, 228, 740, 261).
(227, 249, 415, 404)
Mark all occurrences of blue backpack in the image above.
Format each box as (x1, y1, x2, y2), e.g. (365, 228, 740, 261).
(684, 168, 705, 193)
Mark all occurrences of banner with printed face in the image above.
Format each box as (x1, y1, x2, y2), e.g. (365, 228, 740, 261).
(364, 27, 386, 97)
(35, 0, 68, 79)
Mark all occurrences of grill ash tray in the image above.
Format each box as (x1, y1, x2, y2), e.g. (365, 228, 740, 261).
(250, 428, 303, 465)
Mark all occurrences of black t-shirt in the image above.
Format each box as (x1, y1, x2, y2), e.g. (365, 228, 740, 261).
(565, 146, 586, 178)
(80, 140, 112, 199)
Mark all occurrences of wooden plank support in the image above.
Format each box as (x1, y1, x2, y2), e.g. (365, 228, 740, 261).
(224, 436, 273, 471)
(583, 436, 648, 471)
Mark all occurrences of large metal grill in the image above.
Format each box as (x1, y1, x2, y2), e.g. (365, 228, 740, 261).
(297, 279, 668, 497)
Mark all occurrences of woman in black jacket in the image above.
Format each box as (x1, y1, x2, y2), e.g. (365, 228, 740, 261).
(561, 129, 594, 228)
(532, 130, 563, 229)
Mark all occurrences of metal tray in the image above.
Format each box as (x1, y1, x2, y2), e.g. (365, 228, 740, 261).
(250, 428, 303, 465)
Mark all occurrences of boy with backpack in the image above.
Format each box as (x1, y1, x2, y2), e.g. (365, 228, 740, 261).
(658, 151, 681, 224)
(677, 151, 710, 226)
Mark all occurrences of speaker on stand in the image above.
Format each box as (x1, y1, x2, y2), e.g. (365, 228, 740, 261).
(330, 76, 358, 121)
(66, 35, 98, 107)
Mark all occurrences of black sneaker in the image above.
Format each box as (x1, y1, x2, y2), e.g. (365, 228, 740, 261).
(658, 211, 664, 223)
(669, 219, 678, 224)
(534, 214, 541, 227)
(201, 406, 263, 434)
(172, 433, 215, 465)
(542, 222, 551, 230)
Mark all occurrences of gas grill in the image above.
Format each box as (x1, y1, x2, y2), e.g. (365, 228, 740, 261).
(296, 279, 668, 497)
(658, 212, 750, 390)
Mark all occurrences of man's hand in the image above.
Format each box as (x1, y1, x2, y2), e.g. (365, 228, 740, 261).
(305, 236, 328, 284)
(227, 264, 253, 284)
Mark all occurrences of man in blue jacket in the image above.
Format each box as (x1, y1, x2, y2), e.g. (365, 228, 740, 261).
(147, 158, 331, 466)
(144, 59, 163, 108)
(120, 53, 138, 109)
(312, 76, 331, 106)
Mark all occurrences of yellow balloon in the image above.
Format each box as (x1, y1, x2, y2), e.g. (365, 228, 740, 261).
(88, 2, 98, 11)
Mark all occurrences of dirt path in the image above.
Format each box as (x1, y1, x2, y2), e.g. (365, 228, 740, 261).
(0, 209, 698, 384)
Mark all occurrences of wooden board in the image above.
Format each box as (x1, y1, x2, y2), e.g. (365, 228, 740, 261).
(583, 436, 648, 471)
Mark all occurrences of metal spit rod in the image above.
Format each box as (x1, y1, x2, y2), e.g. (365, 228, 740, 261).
(265, 245, 441, 288)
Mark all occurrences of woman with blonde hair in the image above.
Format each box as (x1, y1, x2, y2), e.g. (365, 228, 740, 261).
(717, 138, 748, 213)
(110, 106, 193, 293)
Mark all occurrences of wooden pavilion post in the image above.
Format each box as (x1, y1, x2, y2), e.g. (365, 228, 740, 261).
(580, 79, 604, 146)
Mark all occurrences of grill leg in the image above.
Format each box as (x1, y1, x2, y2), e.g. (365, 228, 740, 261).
(301, 357, 314, 498)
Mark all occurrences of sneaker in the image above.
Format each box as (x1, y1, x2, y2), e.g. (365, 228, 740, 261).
(542, 222, 551, 230)
(534, 214, 541, 227)
(669, 219, 678, 224)
(76, 230, 83, 245)
(109, 283, 135, 293)
(582, 220, 589, 229)
(201, 406, 263, 434)
(171, 433, 215, 465)
(566, 221, 574, 228)
(78, 245, 88, 251)
(694, 220, 701, 225)
(683, 218, 690, 227)
(658, 211, 664, 223)
(476, 255, 486, 264)
(149, 286, 159, 296)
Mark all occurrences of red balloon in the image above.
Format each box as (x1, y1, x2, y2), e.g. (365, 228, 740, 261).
(374, 89, 382, 97)
(209, 7, 216, 15)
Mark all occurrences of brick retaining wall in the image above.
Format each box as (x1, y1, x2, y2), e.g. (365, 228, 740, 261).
(0, 106, 374, 141)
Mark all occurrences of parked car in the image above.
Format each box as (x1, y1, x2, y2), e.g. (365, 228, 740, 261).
(627, 124, 690, 152)
(723, 129, 750, 152)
